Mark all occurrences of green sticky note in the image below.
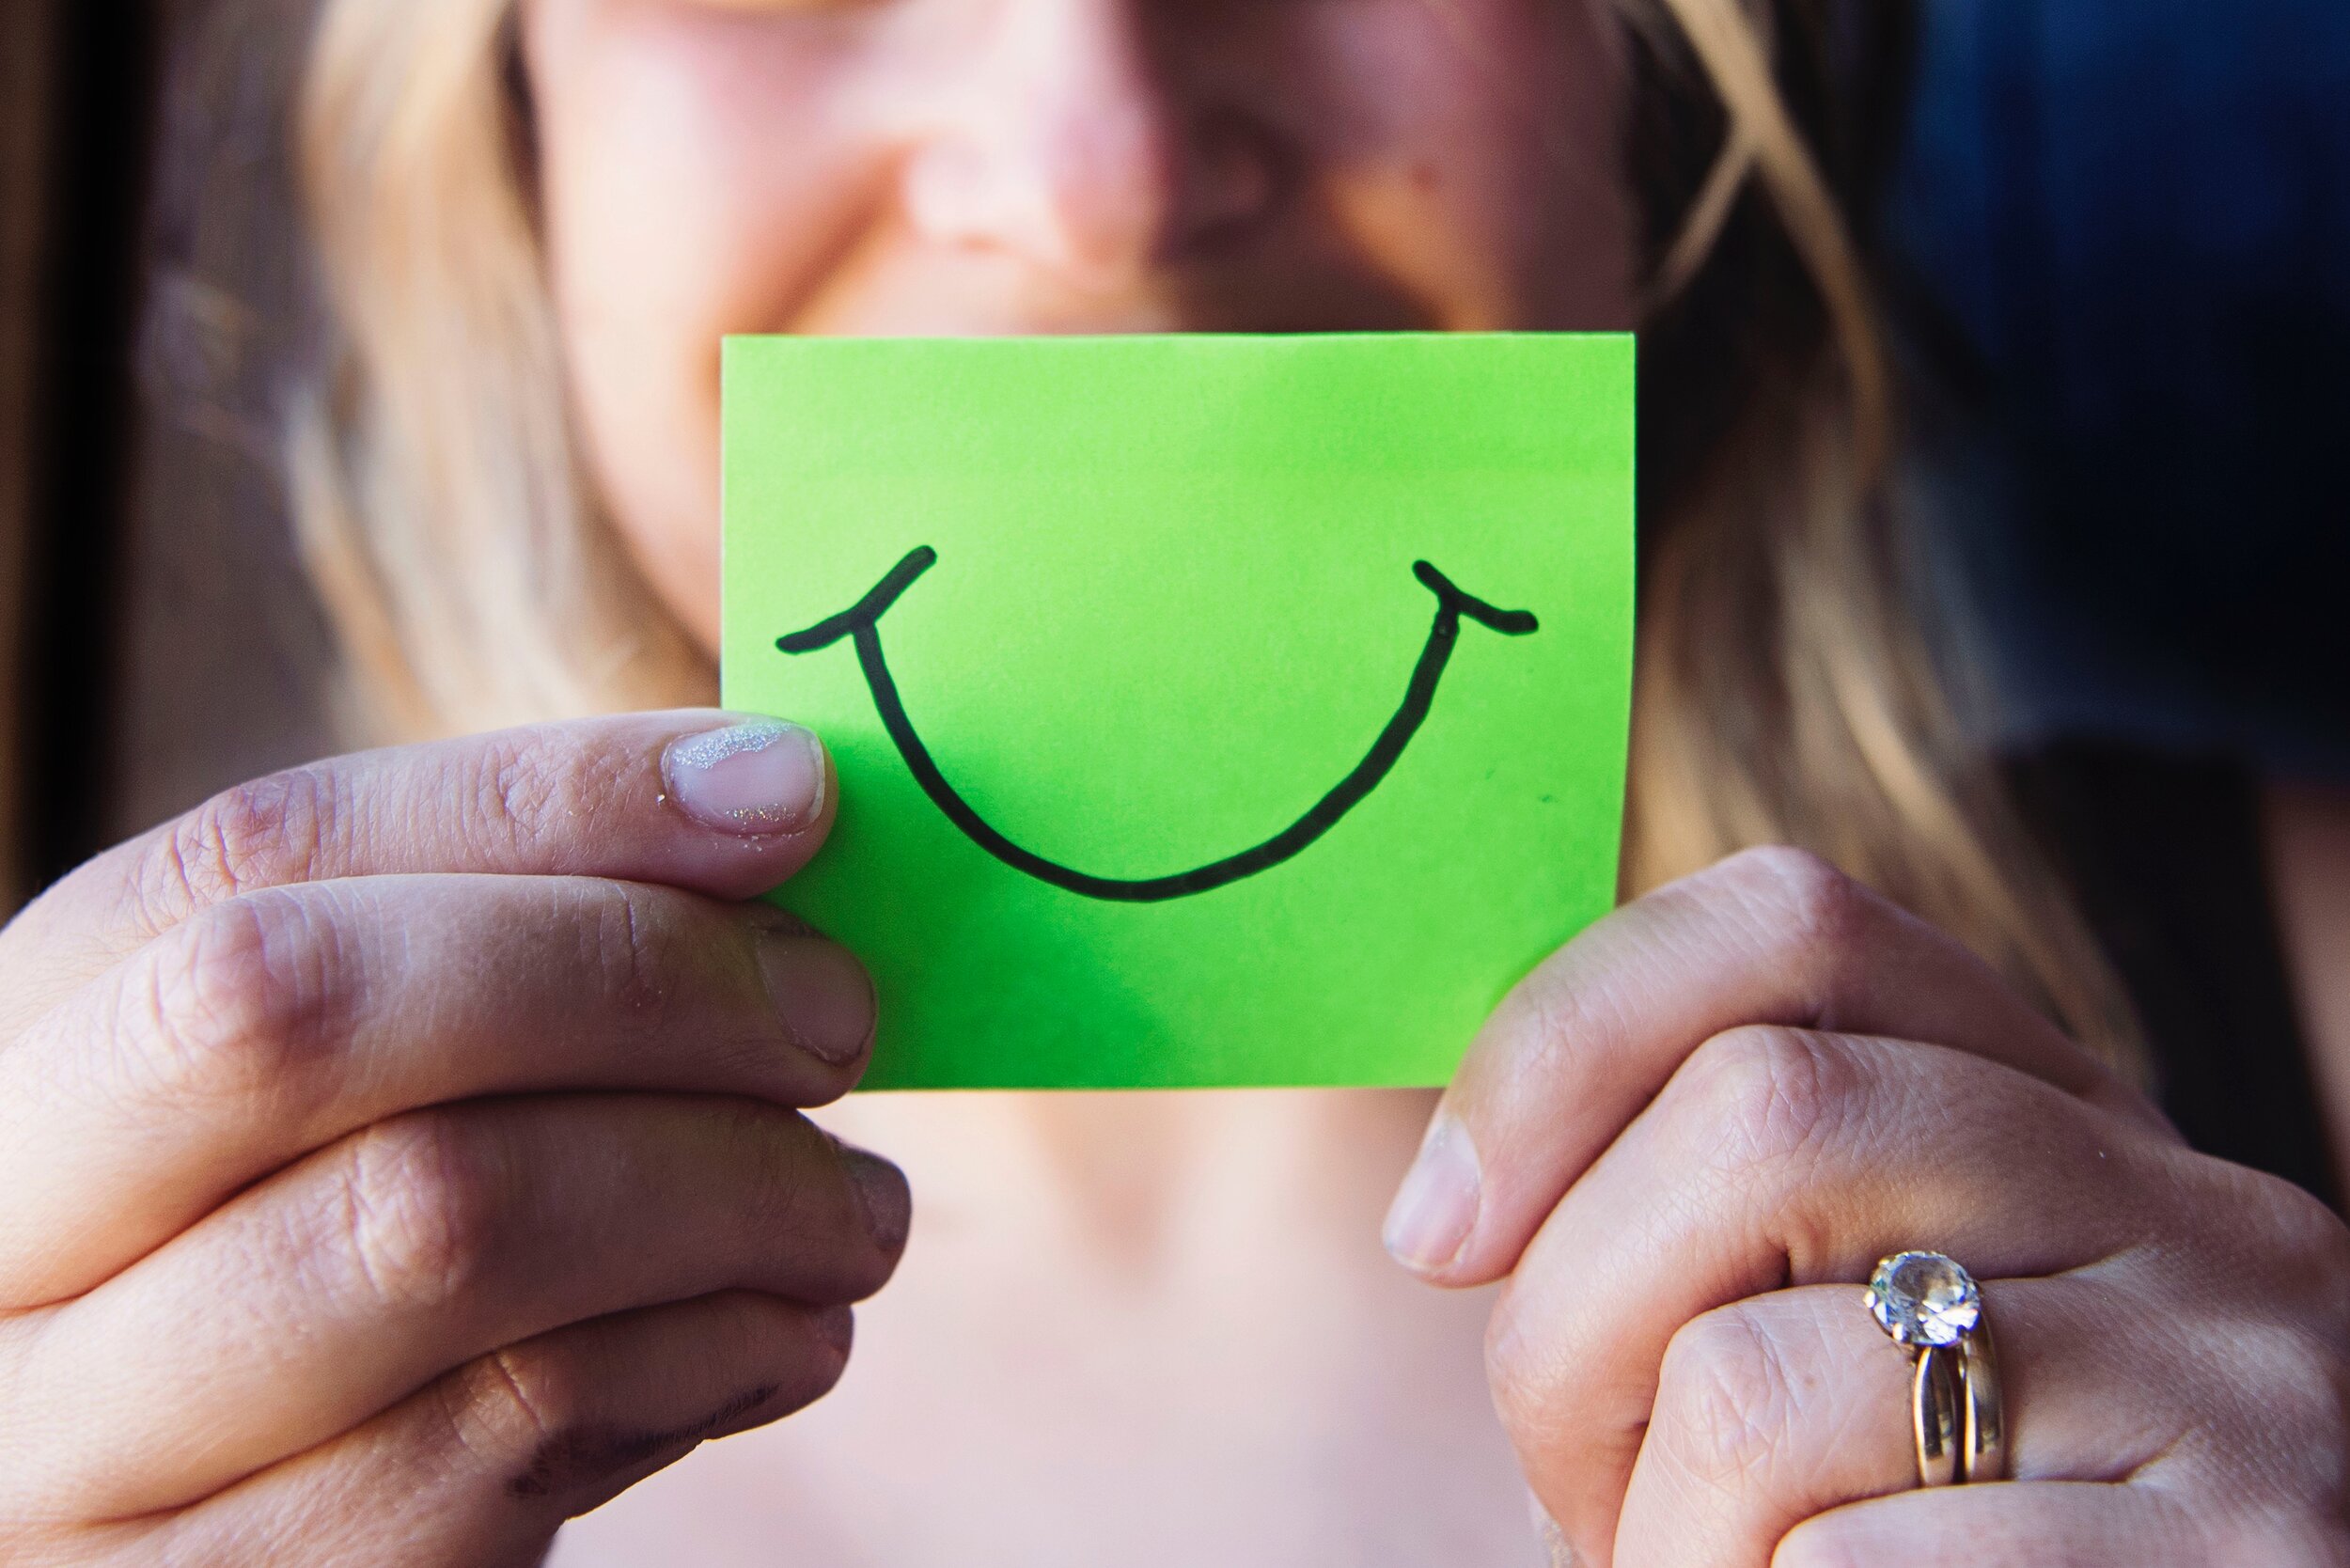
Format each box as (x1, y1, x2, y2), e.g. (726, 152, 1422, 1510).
(721, 334, 1634, 1090)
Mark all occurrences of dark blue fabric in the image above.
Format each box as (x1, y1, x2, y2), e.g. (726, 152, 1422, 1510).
(1890, 0, 2350, 778)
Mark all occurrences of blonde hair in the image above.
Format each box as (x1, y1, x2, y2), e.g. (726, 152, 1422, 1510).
(291, 0, 705, 739)
(290, 0, 2143, 1063)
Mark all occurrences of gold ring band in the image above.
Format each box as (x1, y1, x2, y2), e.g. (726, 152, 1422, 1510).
(1867, 1251, 2006, 1489)
(1911, 1344, 1961, 1487)
(1957, 1320, 2006, 1483)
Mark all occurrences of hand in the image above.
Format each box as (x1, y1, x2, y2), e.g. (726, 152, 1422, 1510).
(0, 713, 908, 1566)
(1386, 847, 2350, 1566)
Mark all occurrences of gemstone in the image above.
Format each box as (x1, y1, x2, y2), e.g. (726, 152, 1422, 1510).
(1864, 1251, 1982, 1348)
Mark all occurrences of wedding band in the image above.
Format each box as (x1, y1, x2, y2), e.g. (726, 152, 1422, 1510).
(1910, 1345, 1961, 1486)
(1866, 1251, 2005, 1485)
(1958, 1320, 2007, 1482)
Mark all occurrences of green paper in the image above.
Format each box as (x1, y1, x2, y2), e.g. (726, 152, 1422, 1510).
(721, 334, 1634, 1090)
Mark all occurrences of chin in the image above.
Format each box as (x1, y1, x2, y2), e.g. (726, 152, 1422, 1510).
(783, 250, 1443, 339)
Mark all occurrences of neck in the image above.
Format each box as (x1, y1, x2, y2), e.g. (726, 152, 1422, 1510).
(824, 1087, 1440, 1288)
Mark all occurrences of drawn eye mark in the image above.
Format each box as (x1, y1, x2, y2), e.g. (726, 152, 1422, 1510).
(778, 548, 1540, 902)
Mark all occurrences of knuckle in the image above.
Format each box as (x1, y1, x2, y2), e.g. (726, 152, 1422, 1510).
(149, 767, 337, 918)
(741, 1107, 836, 1244)
(1506, 972, 1623, 1096)
(124, 889, 346, 1114)
(469, 731, 622, 855)
(1712, 844, 1877, 969)
(2185, 1157, 2350, 1328)
(2224, 1322, 2350, 1458)
(1481, 1285, 1616, 1471)
(1674, 1025, 1856, 1176)
(335, 1114, 505, 1316)
(2252, 1174, 2350, 1294)
(1481, 1285, 1559, 1442)
(440, 1341, 588, 1493)
(582, 881, 678, 1027)
(1652, 1304, 1794, 1490)
(734, 1105, 895, 1297)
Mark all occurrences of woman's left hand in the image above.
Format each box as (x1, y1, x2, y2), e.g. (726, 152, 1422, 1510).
(1386, 847, 2350, 1567)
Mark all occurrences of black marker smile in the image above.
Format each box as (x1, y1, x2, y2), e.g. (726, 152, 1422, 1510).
(778, 548, 1540, 903)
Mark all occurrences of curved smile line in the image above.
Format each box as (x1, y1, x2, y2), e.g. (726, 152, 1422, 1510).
(777, 547, 1540, 903)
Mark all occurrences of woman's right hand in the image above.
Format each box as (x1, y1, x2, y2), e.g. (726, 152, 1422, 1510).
(0, 712, 908, 1566)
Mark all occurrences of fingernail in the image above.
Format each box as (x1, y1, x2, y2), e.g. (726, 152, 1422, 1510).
(662, 720, 826, 837)
(813, 1304, 856, 1357)
(1382, 1114, 1481, 1276)
(755, 933, 875, 1066)
(836, 1143, 911, 1253)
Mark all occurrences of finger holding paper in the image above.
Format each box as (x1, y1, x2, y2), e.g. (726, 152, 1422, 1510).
(0, 713, 911, 1564)
(1386, 849, 2350, 1568)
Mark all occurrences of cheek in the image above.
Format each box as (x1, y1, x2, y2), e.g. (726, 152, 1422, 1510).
(1287, 0, 1634, 331)
(531, 8, 890, 647)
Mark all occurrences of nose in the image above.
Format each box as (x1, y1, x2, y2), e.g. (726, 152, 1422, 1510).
(900, 0, 1276, 288)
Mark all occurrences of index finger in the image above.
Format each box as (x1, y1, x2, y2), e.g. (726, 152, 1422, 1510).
(0, 712, 834, 1035)
(1383, 847, 2169, 1288)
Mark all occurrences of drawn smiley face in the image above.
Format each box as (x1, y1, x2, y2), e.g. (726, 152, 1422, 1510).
(777, 547, 1541, 902)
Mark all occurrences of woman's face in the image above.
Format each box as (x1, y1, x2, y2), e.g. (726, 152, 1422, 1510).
(521, 0, 1639, 648)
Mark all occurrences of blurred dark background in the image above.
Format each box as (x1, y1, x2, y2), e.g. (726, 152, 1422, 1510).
(1892, 0, 2350, 781)
(0, 0, 2344, 914)
(2, 0, 331, 913)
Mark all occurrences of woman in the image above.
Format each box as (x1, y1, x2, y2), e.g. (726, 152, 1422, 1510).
(4, 0, 2346, 1562)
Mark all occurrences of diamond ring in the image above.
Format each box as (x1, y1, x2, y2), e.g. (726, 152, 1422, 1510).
(1865, 1251, 2007, 1486)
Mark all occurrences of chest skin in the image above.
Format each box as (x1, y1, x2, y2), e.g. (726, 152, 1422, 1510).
(550, 1090, 1544, 1567)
